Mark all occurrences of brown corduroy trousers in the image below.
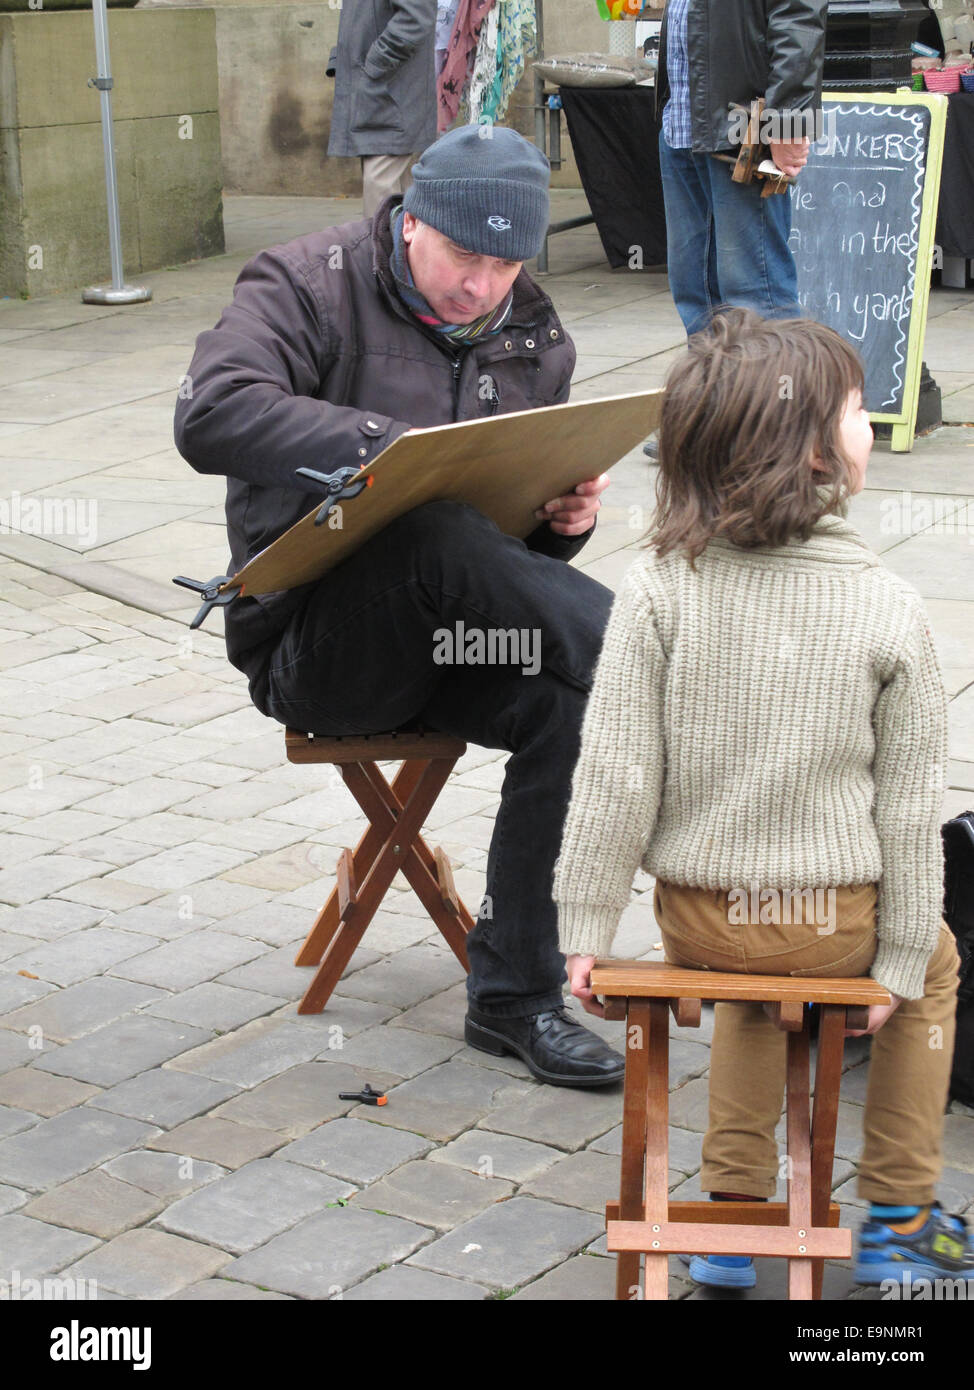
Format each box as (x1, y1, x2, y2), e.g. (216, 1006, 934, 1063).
(653, 880, 960, 1205)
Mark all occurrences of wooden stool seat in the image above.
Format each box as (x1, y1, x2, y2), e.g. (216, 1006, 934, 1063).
(590, 959, 891, 1301)
(285, 726, 475, 1014)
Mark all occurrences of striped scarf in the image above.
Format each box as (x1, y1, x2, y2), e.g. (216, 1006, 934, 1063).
(388, 204, 514, 347)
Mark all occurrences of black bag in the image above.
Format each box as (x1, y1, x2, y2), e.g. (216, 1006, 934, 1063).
(942, 811, 974, 1107)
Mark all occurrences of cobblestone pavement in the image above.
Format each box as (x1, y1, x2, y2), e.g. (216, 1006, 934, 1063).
(0, 192, 972, 1301)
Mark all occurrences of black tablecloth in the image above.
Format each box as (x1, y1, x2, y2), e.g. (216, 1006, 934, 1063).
(560, 86, 666, 270)
(560, 86, 974, 267)
(938, 91, 974, 260)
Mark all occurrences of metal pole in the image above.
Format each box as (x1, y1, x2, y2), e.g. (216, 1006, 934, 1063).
(535, 0, 550, 271)
(82, 0, 151, 304)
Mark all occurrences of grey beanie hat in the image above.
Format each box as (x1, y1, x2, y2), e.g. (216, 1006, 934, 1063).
(403, 125, 551, 261)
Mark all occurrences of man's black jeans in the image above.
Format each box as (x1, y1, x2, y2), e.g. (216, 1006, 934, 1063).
(256, 500, 614, 1018)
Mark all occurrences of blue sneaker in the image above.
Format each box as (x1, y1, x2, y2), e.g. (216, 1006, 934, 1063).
(854, 1204, 974, 1286)
(686, 1254, 756, 1288)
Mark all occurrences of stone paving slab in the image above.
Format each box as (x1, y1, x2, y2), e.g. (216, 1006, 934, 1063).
(334, 941, 467, 1009)
(451, 1042, 534, 1081)
(351, 1157, 515, 1232)
(165, 1017, 329, 1089)
(351, 1060, 533, 1144)
(215, 943, 382, 998)
(343, 1265, 489, 1300)
(156, 1156, 357, 1255)
(479, 1081, 622, 1152)
(342, 911, 440, 954)
(101, 1150, 227, 1201)
(384, 981, 468, 1041)
(939, 1115, 974, 1174)
(173, 1280, 293, 1300)
(87, 1068, 240, 1128)
(0, 1212, 100, 1280)
(56, 878, 161, 911)
(0, 856, 115, 909)
(332, 1024, 465, 1079)
(109, 931, 268, 992)
(226, 1206, 433, 1298)
(271, 994, 398, 1039)
(0, 1183, 28, 1215)
(209, 902, 314, 948)
(429, 1131, 564, 1184)
(406, 1195, 604, 1289)
(0, 1108, 158, 1191)
(278, 1115, 432, 1183)
(210, 1061, 401, 1139)
(0, 1105, 39, 1139)
(221, 841, 337, 893)
(591, 1123, 703, 1175)
(0, 1068, 101, 1117)
(4, 926, 163, 987)
(141, 880, 273, 924)
(667, 1077, 711, 1133)
(511, 1251, 618, 1300)
(143, 982, 287, 1032)
(521, 1149, 638, 1213)
(0, 970, 56, 1016)
(63, 1227, 232, 1299)
(9, 905, 110, 947)
(109, 843, 254, 893)
(0, 977, 167, 1043)
(145, 1116, 286, 1170)
(34, 1015, 212, 1088)
(22, 1167, 167, 1239)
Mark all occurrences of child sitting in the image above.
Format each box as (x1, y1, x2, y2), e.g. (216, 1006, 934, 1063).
(552, 308, 972, 1290)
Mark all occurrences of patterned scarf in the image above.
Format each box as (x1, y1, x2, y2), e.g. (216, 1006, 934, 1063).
(388, 204, 514, 347)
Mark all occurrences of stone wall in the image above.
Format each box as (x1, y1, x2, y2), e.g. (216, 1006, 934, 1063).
(0, 9, 224, 298)
(134, 0, 614, 196)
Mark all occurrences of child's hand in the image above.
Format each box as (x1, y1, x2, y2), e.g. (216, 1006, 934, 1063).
(566, 953, 604, 1017)
(844, 994, 903, 1037)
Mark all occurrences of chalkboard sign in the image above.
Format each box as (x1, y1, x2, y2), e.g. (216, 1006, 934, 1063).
(789, 93, 947, 451)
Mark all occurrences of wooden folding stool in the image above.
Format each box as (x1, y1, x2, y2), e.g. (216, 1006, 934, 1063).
(285, 726, 476, 1014)
(590, 961, 891, 1301)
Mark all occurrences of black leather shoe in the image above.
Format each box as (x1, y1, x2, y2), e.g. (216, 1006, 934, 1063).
(465, 1005, 625, 1088)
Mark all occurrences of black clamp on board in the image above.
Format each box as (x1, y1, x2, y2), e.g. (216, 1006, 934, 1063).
(171, 464, 375, 628)
(171, 575, 237, 630)
(295, 464, 373, 526)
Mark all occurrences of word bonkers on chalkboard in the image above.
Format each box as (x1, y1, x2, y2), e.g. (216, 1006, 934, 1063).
(790, 102, 933, 416)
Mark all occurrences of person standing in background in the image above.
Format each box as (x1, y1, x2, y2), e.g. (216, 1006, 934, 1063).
(328, 0, 438, 219)
(645, 0, 827, 457)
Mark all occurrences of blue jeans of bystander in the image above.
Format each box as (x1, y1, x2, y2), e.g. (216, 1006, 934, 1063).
(658, 130, 801, 337)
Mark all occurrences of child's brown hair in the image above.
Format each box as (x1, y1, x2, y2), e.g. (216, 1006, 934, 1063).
(647, 308, 865, 562)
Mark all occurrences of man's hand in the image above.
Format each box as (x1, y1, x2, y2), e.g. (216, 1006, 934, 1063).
(768, 137, 810, 178)
(844, 994, 903, 1037)
(535, 473, 610, 537)
(566, 953, 604, 1018)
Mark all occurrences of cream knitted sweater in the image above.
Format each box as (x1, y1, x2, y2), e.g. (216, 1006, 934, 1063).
(552, 513, 947, 1001)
